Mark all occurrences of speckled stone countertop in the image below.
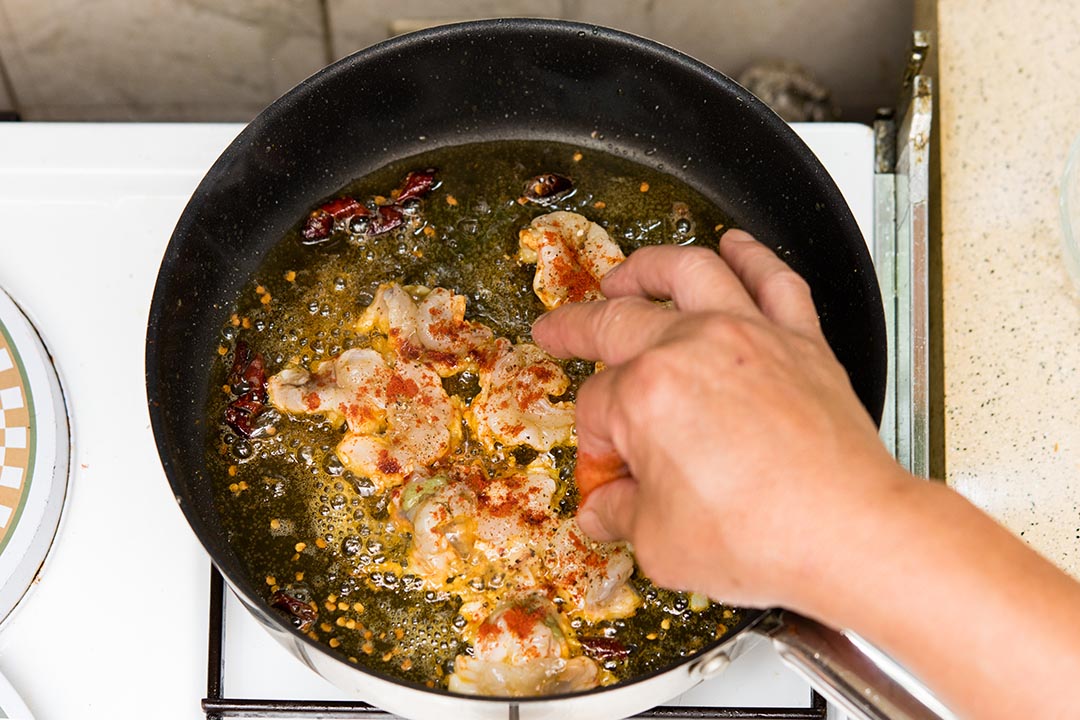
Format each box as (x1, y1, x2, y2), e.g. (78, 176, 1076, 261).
(938, 0, 1080, 577)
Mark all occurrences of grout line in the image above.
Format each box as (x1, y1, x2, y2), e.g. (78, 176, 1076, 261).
(318, 0, 335, 64)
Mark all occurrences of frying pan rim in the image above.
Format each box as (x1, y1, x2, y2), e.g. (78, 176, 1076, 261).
(147, 16, 881, 703)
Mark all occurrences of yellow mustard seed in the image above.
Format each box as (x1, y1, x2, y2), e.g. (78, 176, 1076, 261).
(646, 632, 658, 640)
(269, 518, 280, 530)
(353, 602, 365, 613)
(661, 618, 672, 630)
(295, 542, 307, 552)
(572, 151, 583, 162)
(338, 601, 349, 611)
(320, 623, 333, 633)
(315, 538, 328, 549)
(346, 619, 357, 630)
(284, 270, 297, 282)
(329, 638, 341, 648)
(639, 182, 650, 192)
(446, 195, 458, 206)
(401, 658, 413, 671)
(295, 571, 304, 581)
(336, 617, 347, 627)
(362, 642, 374, 655)
(265, 575, 276, 585)
(218, 345, 228, 356)
(593, 200, 606, 209)
(260, 293, 272, 305)
(255, 285, 265, 295)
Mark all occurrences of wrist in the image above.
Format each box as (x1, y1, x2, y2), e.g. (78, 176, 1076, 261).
(782, 459, 928, 624)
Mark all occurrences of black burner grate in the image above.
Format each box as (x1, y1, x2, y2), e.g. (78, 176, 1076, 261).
(203, 567, 826, 720)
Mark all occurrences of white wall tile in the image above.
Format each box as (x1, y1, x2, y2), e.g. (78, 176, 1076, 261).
(0, 0, 329, 121)
(329, 0, 912, 120)
(328, 0, 561, 59)
(560, 0, 913, 120)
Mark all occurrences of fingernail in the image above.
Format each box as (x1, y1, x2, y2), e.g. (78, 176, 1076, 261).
(601, 262, 624, 281)
(576, 507, 603, 536)
(720, 228, 753, 243)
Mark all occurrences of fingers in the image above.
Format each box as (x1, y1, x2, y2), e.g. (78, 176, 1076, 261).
(600, 244, 760, 316)
(531, 295, 674, 365)
(577, 478, 637, 542)
(572, 369, 629, 496)
(719, 230, 822, 337)
(571, 366, 636, 541)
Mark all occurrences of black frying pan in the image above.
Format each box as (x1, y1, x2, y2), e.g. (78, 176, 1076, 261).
(147, 18, 931, 720)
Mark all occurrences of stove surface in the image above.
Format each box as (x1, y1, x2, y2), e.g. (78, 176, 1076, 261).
(0, 123, 872, 720)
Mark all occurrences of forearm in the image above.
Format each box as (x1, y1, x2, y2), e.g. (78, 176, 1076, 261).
(802, 475, 1080, 719)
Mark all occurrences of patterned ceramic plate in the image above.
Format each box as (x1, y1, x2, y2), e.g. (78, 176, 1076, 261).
(0, 288, 69, 629)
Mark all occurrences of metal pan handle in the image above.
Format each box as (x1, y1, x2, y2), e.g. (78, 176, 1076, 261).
(755, 610, 949, 720)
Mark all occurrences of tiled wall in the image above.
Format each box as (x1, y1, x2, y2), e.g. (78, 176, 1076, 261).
(0, 0, 913, 122)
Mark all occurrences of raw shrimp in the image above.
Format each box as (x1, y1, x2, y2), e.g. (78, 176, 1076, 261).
(395, 471, 477, 586)
(468, 342, 576, 452)
(393, 458, 559, 596)
(518, 210, 625, 310)
(356, 283, 498, 375)
(267, 349, 459, 488)
(448, 593, 600, 696)
(545, 518, 641, 621)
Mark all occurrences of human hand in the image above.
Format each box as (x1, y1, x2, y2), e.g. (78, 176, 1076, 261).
(531, 230, 913, 613)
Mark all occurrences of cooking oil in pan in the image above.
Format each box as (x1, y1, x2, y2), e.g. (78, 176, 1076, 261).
(206, 140, 741, 689)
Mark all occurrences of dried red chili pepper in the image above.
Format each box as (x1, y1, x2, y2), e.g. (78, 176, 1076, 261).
(224, 394, 263, 437)
(321, 197, 365, 219)
(369, 204, 405, 236)
(394, 168, 438, 202)
(577, 636, 630, 660)
(225, 341, 268, 437)
(301, 197, 369, 243)
(228, 341, 267, 401)
(270, 589, 319, 632)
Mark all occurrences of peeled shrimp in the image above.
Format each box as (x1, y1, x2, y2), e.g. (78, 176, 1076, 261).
(394, 457, 559, 594)
(395, 471, 477, 586)
(518, 210, 625, 310)
(267, 349, 459, 488)
(545, 518, 641, 621)
(356, 283, 497, 375)
(468, 342, 575, 452)
(447, 593, 600, 696)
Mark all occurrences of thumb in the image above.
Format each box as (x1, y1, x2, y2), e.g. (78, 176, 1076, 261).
(577, 478, 638, 542)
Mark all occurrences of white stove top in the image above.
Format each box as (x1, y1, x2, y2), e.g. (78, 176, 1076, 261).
(0, 122, 872, 719)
